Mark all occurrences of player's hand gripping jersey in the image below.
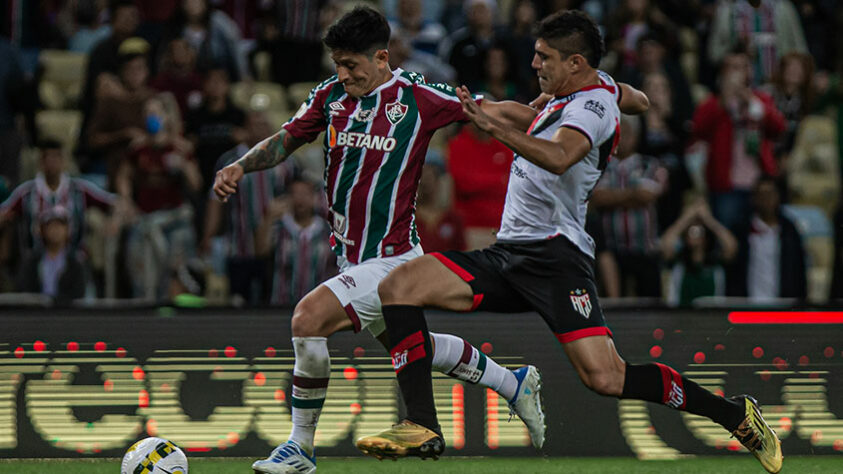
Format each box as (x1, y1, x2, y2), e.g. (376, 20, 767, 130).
(496, 70, 621, 258)
(283, 69, 479, 264)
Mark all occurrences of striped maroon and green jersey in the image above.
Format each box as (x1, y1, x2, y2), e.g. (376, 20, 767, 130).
(283, 68, 477, 264)
(0, 173, 116, 252)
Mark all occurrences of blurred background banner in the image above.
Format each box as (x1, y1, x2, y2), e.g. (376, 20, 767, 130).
(1, 307, 841, 458)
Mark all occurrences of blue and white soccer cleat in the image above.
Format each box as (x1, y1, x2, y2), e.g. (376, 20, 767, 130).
(252, 440, 317, 474)
(509, 365, 546, 449)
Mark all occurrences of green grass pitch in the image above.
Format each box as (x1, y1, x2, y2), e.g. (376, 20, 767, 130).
(0, 456, 839, 473)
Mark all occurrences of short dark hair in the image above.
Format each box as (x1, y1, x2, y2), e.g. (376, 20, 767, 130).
(323, 6, 390, 54)
(534, 10, 604, 68)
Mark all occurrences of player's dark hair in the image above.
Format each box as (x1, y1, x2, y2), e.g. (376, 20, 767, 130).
(533, 10, 604, 68)
(323, 6, 390, 55)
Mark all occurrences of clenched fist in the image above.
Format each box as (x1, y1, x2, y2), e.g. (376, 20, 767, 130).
(213, 163, 245, 202)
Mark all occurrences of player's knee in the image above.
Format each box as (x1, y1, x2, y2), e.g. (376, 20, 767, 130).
(291, 298, 329, 337)
(378, 265, 417, 305)
(582, 369, 624, 396)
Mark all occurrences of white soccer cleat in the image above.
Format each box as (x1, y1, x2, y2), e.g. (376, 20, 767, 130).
(251, 440, 316, 474)
(509, 365, 546, 449)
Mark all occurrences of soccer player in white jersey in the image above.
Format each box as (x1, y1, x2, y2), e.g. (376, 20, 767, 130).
(213, 7, 547, 474)
(357, 10, 783, 474)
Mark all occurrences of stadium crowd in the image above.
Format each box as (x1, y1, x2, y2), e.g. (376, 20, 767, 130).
(0, 0, 841, 307)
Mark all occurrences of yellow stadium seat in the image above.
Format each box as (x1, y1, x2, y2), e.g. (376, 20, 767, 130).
(252, 51, 272, 82)
(35, 110, 83, 152)
(39, 49, 88, 108)
(230, 81, 287, 113)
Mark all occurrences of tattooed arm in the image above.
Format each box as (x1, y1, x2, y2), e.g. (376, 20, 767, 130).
(213, 128, 306, 202)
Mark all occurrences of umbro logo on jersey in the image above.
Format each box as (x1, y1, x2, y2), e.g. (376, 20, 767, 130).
(338, 275, 356, 289)
(570, 289, 592, 318)
(328, 101, 345, 116)
(327, 125, 397, 152)
(385, 101, 408, 125)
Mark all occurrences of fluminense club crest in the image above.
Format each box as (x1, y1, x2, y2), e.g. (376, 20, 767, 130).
(570, 288, 592, 318)
(385, 101, 408, 125)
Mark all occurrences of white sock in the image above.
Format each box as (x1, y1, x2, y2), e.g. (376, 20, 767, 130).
(288, 336, 330, 454)
(430, 332, 518, 401)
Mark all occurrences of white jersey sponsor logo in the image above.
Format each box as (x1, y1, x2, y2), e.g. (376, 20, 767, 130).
(328, 125, 397, 151)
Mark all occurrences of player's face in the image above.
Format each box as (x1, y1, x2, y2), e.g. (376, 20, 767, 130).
(532, 39, 570, 95)
(331, 49, 389, 98)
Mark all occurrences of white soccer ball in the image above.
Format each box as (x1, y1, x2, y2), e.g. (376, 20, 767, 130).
(121, 437, 189, 474)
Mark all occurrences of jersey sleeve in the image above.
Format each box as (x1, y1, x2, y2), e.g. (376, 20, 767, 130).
(282, 78, 336, 143)
(412, 81, 482, 131)
(77, 178, 117, 210)
(560, 95, 616, 148)
(0, 181, 31, 218)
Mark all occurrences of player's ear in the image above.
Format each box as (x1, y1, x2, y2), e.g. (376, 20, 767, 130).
(373, 48, 390, 68)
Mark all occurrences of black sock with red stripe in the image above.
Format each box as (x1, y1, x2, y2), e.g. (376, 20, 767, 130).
(383, 304, 441, 435)
(621, 363, 745, 431)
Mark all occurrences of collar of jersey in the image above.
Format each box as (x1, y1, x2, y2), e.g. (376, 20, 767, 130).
(358, 68, 404, 98)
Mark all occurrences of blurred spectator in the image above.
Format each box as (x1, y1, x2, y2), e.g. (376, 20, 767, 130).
(253, 0, 326, 86)
(0, 37, 24, 186)
(478, 44, 520, 101)
(691, 50, 786, 232)
(85, 38, 154, 183)
(606, 0, 679, 75)
(388, 29, 456, 84)
(161, 0, 248, 82)
(68, 0, 111, 54)
(587, 211, 621, 298)
(17, 206, 87, 303)
(732, 176, 807, 299)
(117, 93, 201, 299)
(440, 0, 507, 90)
(762, 52, 815, 159)
(80, 0, 140, 132)
(201, 110, 296, 305)
(660, 199, 738, 306)
(639, 71, 692, 231)
(256, 177, 334, 307)
(186, 67, 246, 197)
(708, 0, 807, 85)
(0, 140, 117, 255)
(591, 114, 667, 297)
(447, 122, 512, 250)
(621, 32, 694, 132)
(415, 158, 466, 253)
(150, 38, 204, 115)
(506, 0, 540, 97)
(389, 0, 447, 55)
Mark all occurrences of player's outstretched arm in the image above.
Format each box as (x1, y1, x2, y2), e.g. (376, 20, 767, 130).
(618, 83, 649, 115)
(457, 85, 590, 175)
(480, 100, 537, 132)
(213, 129, 306, 202)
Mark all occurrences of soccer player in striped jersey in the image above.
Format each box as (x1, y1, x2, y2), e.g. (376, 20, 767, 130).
(358, 10, 782, 474)
(214, 7, 545, 473)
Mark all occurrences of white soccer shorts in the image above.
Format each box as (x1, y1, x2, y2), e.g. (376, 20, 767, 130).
(323, 244, 423, 337)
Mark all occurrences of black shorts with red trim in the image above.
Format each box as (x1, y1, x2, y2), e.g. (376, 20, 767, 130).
(431, 235, 611, 344)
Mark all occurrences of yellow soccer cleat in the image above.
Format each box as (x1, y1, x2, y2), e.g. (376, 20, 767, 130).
(355, 420, 445, 460)
(730, 395, 783, 473)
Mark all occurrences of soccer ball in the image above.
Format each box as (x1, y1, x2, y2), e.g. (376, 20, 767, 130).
(121, 437, 189, 474)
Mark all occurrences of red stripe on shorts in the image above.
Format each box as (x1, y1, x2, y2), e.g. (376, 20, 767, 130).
(555, 327, 613, 344)
(430, 252, 474, 282)
(343, 303, 361, 333)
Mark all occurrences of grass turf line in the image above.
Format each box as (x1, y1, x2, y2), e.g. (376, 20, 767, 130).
(0, 456, 838, 473)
